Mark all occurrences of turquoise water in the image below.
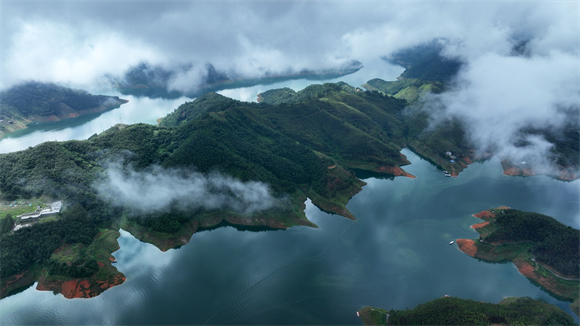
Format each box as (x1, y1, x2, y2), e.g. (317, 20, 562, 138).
(1, 150, 578, 325)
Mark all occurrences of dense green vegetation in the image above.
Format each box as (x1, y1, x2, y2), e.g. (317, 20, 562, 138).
(0, 82, 127, 139)
(258, 82, 361, 105)
(363, 78, 445, 104)
(0, 218, 98, 278)
(0, 82, 125, 118)
(359, 296, 575, 325)
(483, 209, 579, 277)
(0, 214, 14, 234)
(0, 82, 416, 278)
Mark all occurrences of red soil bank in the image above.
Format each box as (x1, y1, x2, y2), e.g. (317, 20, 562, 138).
(503, 167, 520, 176)
(456, 239, 477, 257)
(513, 259, 535, 278)
(377, 166, 416, 179)
(473, 211, 495, 219)
(471, 221, 490, 229)
(37, 275, 125, 299)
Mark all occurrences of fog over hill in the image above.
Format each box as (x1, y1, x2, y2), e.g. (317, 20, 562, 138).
(1, 2, 579, 175)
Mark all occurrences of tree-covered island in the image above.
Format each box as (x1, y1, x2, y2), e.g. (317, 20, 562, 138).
(358, 296, 576, 325)
(457, 207, 579, 315)
(0, 82, 128, 140)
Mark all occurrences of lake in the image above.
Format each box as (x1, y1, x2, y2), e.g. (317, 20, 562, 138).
(1, 149, 578, 325)
(0, 60, 579, 324)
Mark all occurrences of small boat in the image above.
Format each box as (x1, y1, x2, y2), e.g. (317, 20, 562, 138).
(449, 240, 455, 245)
(444, 173, 451, 177)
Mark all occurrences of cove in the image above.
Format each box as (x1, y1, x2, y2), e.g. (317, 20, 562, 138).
(0, 149, 578, 325)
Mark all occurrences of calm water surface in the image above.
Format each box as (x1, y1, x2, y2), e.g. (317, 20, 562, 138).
(1, 150, 578, 325)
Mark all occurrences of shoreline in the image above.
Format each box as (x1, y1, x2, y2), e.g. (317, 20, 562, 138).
(458, 207, 579, 315)
(0, 98, 128, 140)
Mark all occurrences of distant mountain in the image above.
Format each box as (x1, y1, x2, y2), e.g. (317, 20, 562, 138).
(363, 78, 445, 104)
(0, 82, 127, 139)
(384, 39, 463, 83)
(107, 60, 364, 99)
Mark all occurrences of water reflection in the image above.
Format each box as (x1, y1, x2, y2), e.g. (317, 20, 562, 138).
(0, 156, 578, 324)
(0, 95, 189, 153)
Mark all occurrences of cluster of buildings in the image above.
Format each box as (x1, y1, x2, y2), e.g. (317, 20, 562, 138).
(445, 151, 457, 163)
(17, 201, 62, 220)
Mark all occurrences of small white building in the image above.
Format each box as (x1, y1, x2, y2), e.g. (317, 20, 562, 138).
(18, 200, 63, 219)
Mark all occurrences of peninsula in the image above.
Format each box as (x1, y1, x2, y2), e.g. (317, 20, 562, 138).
(457, 207, 579, 315)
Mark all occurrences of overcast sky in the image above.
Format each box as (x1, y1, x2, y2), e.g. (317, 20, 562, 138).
(2, 1, 579, 172)
(2, 1, 577, 90)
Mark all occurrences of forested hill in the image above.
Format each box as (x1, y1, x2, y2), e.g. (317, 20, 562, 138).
(256, 82, 473, 176)
(0, 82, 127, 139)
(0, 83, 424, 224)
(2, 82, 445, 286)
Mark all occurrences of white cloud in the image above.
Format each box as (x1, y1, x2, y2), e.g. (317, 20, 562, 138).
(2, 21, 165, 89)
(94, 160, 283, 215)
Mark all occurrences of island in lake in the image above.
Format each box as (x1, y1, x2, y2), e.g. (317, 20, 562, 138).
(457, 207, 579, 315)
(358, 296, 576, 325)
(0, 82, 128, 140)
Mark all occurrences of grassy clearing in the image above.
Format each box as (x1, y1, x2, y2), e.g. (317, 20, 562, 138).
(358, 306, 388, 326)
(0, 203, 38, 219)
(474, 241, 534, 262)
(51, 243, 84, 262)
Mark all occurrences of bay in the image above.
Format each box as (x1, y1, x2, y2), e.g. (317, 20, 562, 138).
(0, 149, 578, 325)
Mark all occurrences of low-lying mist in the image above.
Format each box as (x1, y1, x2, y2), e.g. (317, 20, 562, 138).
(422, 50, 579, 175)
(93, 160, 284, 215)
